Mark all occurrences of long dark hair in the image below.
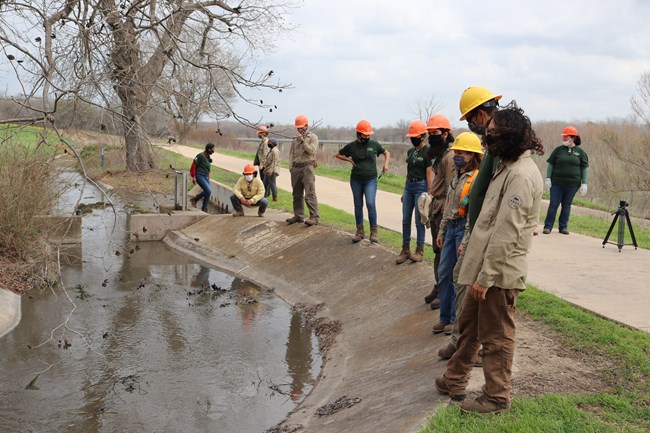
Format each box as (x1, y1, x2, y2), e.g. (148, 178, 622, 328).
(464, 152, 482, 172)
(487, 102, 544, 162)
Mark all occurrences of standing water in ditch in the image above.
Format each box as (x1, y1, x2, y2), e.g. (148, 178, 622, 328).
(0, 171, 321, 433)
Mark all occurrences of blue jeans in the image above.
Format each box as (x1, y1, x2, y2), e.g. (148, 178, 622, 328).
(438, 218, 466, 324)
(544, 183, 579, 231)
(230, 194, 269, 214)
(195, 173, 211, 211)
(402, 179, 428, 246)
(350, 178, 378, 226)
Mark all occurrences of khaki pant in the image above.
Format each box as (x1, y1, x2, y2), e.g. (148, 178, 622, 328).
(443, 287, 520, 405)
(451, 243, 468, 346)
(290, 164, 319, 220)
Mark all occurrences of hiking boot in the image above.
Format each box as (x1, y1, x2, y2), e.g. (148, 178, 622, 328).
(432, 321, 450, 334)
(232, 211, 245, 217)
(352, 224, 365, 243)
(438, 342, 456, 359)
(460, 394, 510, 414)
(424, 285, 439, 304)
(286, 216, 304, 225)
(369, 225, 379, 243)
(444, 324, 453, 335)
(410, 244, 424, 262)
(272, 195, 278, 202)
(542, 228, 551, 234)
(434, 376, 466, 401)
(190, 197, 198, 208)
(396, 244, 411, 264)
(560, 229, 570, 235)
(258, 211, 265, 217)
(430, 298, 440, 310)
(304, 218, 319, 226)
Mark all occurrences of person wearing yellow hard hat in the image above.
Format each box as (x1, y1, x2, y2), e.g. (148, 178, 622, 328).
(335, 120, 391, 243)
(229, 164, 268, 217)
(435, 103, 545, 414)
(431, 132, 483, 336)
(423, 114, 456, 309)
(396, 120, 434, 264)
(286, 114, 320, 226)
(254, 125, 270, 182)
(542, 126, 589, 235)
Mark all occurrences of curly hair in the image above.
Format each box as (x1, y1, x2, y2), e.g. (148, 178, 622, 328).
(486, 102, 544, 162)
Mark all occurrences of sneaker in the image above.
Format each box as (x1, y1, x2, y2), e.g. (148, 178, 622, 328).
(304, 218, 319, 226)
(560, 229, 570, 235)
(460, 394, 510, 414)
(232, 211, 245, 217)
(432, 321, 450, 334)
(437, 342, 456, 359)
(286, 216, 304, 225)
(434, 376, 466, 401)
(542, 228, 551, 234)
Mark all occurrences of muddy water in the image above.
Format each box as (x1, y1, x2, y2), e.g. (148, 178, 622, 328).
(0, 172, 321, 433)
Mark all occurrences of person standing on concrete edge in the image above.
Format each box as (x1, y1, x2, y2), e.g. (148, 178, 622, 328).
(335, 120, 390, 243)
(230, 164, 268, 217)
(287, 114, 320, 226)
(423, 114, 456, 309)
(543, 126, 589, 235)
(396, 120, 433, 264)
(254, 125, 269, 182)
(435, 103, 544, 414)
(190, 143, 215, 212)
(263, 137, 281, 202)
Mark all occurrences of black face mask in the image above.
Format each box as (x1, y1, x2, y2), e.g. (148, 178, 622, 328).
(410, 137, 423, 147)
(468, 121, 486, 135)
(428, 134, 443, 147)
(267, 143, 273, 149)
(357, 133, 370, 145)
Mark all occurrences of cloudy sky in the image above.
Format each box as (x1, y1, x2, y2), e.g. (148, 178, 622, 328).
(236, 0, 650, 129)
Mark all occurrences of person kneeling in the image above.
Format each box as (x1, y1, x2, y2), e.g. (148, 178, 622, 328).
(230, 164, 268, 217)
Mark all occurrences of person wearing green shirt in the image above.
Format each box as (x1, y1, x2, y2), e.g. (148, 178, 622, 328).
(190, 143, 215, 212)
(543, 126, 589, 235)
(335, 120, 390, 243)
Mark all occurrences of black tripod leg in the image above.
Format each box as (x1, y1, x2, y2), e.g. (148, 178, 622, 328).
(624, 210, 639, 249)
(602, 213, 619, 247)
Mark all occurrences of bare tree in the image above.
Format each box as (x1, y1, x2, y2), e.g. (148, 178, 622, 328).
(0, 0, 294, 171)
(410, 95, 443, 122)
(631, 71, 650, 126)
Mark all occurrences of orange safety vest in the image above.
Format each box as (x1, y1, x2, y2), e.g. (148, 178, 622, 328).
(458, 169, 478, 217)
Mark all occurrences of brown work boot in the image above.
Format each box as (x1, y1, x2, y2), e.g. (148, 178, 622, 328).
(424, 285, 438, 304)
(190, 197, 198, 208)
(410, 244, 424, 262)
(444, 324, 453, 335)
(352, 224, 365, 243)
(304, 218, 319, 226)
(396, 244, 411, 264)
(437, 342, 456, 359)
(232, 211, 245, 217)
(460, 394, 510, 414)
(369, 225, 379, 243)
(430, 298, 440, 310)
(434, 376, 466, 401)
(432, 321, 450, 334)
(272, 195, 278, 202)
(286, 215, 304, 224)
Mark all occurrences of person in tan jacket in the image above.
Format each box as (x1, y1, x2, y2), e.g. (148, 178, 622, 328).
(263, 137, 281, 201)
(230, 164, 268, 217)
(435, 103, 544, 415)
(286, 114, 320, 226)
(254, 125, 269, 182)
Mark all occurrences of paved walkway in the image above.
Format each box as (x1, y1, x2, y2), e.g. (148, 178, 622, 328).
(168, 144, 650, 332)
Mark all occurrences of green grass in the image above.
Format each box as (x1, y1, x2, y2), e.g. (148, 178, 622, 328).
(0, 124, 62, 155)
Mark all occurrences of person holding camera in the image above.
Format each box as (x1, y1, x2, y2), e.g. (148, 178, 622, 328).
(543, 126, 589, 235)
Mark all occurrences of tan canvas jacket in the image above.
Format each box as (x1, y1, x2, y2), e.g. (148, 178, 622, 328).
(289, 132, 318, 166)
(264, 147, 281, 175)
(458, 151, 543, 290)
(429, 150, 456, 216)
(438, 169, 475, 239)
(233, 176, 265, 203)
(255, 138, 268, 168)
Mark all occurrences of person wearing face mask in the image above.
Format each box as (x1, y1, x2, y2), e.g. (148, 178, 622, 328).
(190, 143, 216, 212)
(542, 126, 589, 235)
(435, 103, 544, 414)
(432, 132, 483, 335)
(423, 114, 456, 309)
(254, 125, 269, 182)
(230, 164, 268, 217)
(287, 114, 320, 226)
(263, 137, 281, 202)
(396, 120, 434, 264)
(335, 120, 390, 243)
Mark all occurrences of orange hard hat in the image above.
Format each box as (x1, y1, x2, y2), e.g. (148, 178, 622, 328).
(356, 120, 374, 135)
(406, 120, 428, 137)
(256, 125, 268, 134)
(243, 164, 256, 175)
(562, 126, 579, 136)
(426, 114, 452, 131)
(294, 114, 309, 128)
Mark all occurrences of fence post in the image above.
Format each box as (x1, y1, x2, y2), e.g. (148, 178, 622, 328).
(174, 171, 188, 210)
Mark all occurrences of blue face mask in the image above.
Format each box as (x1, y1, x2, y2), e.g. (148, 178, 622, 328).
(453, 155, 468, 168)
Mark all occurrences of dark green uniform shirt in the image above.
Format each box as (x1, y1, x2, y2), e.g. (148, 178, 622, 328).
(546, 145, 589, 187)
(468, 150, 499, 231)
(339, 139, 386, 180)
(194, 151, 212, 175)
(406, 145, 433, 180)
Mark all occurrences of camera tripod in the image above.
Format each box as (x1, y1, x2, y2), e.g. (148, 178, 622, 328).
(602, 201, 638, 252)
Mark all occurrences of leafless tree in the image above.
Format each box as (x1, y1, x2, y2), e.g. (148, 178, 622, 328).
(410, 95, 443, 123)
(631, 71, 650, 126)
(0, 0, 295, 171)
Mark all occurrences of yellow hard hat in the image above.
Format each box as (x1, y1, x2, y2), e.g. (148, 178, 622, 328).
(450, 132, 484, 154)
(458, 86, 502, 121)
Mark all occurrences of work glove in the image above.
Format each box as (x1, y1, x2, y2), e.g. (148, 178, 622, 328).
(544, 178, 552, 192)
(579, 183, 588, 196)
